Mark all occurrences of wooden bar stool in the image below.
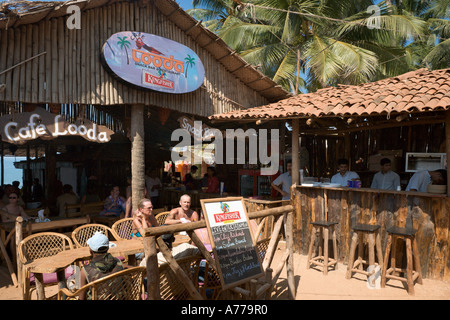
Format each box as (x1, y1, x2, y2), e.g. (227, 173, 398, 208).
(381, 227, 423, 295)
(346, 224, 383, 281)
(306, 221, 338, 275)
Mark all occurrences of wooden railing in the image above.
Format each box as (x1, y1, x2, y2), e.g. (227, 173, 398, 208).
(141, 204, 295, 300)
(292, 185, 449, 281)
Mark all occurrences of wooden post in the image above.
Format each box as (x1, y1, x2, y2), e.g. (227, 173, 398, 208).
(1, 141, 3, 186)
(131, 104, 146, 211)
(446, 111, 450, 197)
(285, 210, 295, 299)
(15, 217, 23, 287)
(143, 235, 160, 299)
(292, 119, 300, 185)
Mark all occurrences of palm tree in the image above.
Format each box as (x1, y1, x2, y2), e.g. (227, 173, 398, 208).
(117, 36, 131, 65)
(130, 105, 145, 212)
(187, 0, 433, 93)
(184, 54, 196, 78)
(186, 0, 242, 32)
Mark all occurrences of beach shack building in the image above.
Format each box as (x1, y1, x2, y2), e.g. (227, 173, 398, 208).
(0, 0, 290, 212)
(210, 67, 450, 282)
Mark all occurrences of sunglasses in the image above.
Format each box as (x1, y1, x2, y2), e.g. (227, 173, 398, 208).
(9, 197, 18, 199)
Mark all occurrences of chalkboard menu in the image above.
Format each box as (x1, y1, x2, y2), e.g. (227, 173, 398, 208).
(201, 197, 264, 289)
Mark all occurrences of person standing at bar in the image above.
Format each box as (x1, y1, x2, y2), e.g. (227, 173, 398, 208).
(331, 158, 360, 187)
(370, 158, 400, 190)
(271, 160, 292, 200)
(406, 169, 447, 192)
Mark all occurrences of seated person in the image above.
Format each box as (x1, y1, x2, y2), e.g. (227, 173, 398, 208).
(79, 232, 129, 300)
(331, 158, 360, 187)
(165, 194, 199, 224)
(81, 181, 101, 204)
(131, 198, 159, 239)
(184, 165, 199, 190)
(370, 158, 400, 190)
(406, 169, 447, 192)
(1, 184, 26, 208)
(206, 167, 219, 193)
(56, 184, 79, 217)
(162, 194, 199, 248)
(0, 191, 30, 223)
(101, 186, 126, 217)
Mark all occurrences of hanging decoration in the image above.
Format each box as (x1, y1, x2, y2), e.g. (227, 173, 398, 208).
(158, 107, 171, 125)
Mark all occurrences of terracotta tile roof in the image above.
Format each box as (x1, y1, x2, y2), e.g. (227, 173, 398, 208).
(209, 68, 450, 121)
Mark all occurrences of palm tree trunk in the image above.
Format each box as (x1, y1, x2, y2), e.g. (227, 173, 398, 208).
(131, 104, 146, 213)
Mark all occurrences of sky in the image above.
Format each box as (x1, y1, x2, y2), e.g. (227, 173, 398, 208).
(176, 0, 195, 10)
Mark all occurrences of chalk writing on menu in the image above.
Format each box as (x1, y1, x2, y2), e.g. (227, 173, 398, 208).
(203, 199, 263, 288)
(210, 222, 261, 285)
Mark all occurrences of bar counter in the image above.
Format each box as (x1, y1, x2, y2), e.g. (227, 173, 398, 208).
(292, 185, 449, 282)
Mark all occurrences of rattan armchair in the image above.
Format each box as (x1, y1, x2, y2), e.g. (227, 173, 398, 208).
(159, 254, 203, 300)
(111, 218, 134, 240)
(18, 232, 74, 300)
(155, 211, 170, 226)
(71, 223, 118, 248)
(58, 266, 146, 300)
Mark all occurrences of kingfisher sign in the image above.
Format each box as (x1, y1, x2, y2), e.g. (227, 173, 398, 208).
(101, 32, 205, 94)
(0, 108, 114, 144)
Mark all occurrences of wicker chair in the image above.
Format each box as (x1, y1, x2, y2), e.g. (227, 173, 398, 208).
(159, 254, 203, 300)
(71, 223, 118, 248)
(18, 232, 74, 300)
(155, 211, 170, 226)
(57, 266, 147, 300)
(111, 218, 134, 240)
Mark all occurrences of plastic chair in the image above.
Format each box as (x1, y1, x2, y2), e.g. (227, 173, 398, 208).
(58, 266, 146, 300)
(111, 218, 134, 240)
(71, 223, 117, 248)
(18, 232, 74, 300)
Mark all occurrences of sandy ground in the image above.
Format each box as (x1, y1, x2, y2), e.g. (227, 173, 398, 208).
(271, 243, 450, 300)
(0, 241, 449, 300)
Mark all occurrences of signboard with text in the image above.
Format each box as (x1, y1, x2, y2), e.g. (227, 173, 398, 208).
(201, 197, 264, 289)
(101, 31, 205, 94)
(0, 107, 114, 144)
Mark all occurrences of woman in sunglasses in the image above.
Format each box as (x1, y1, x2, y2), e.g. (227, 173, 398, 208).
(0, 191, 31, 223)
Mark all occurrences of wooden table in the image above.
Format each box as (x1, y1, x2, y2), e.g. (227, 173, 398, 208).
(24, 239, 144, 300)
(90, 214, 121, 227)
(0, 216, 90, 288)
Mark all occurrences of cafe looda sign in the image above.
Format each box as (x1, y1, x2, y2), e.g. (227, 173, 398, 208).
(101, 32, 205, 94)
(0, 107, 114, 144)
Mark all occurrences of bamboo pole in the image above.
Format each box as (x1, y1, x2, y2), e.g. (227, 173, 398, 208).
(446, 110, 450, 197)
(292, 119, 300, 185)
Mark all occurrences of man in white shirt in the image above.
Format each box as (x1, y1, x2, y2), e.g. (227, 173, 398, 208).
(331, 158, 360, 187)
(406, 169, 446, 192)
(145, 169, 162, 208)
(370, 158, 400, 190)
(271, 160, 292, 200)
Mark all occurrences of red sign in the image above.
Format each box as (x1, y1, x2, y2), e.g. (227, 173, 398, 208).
(214, 211, 241, 223)
(143, 71, 174, 89)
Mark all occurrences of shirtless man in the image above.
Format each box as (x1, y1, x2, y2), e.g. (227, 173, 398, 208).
(162, 194, 199, 249)
(165, 194, 199, 224)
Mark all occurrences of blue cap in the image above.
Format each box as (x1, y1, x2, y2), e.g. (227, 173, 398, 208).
(86, 232, 109, 252)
